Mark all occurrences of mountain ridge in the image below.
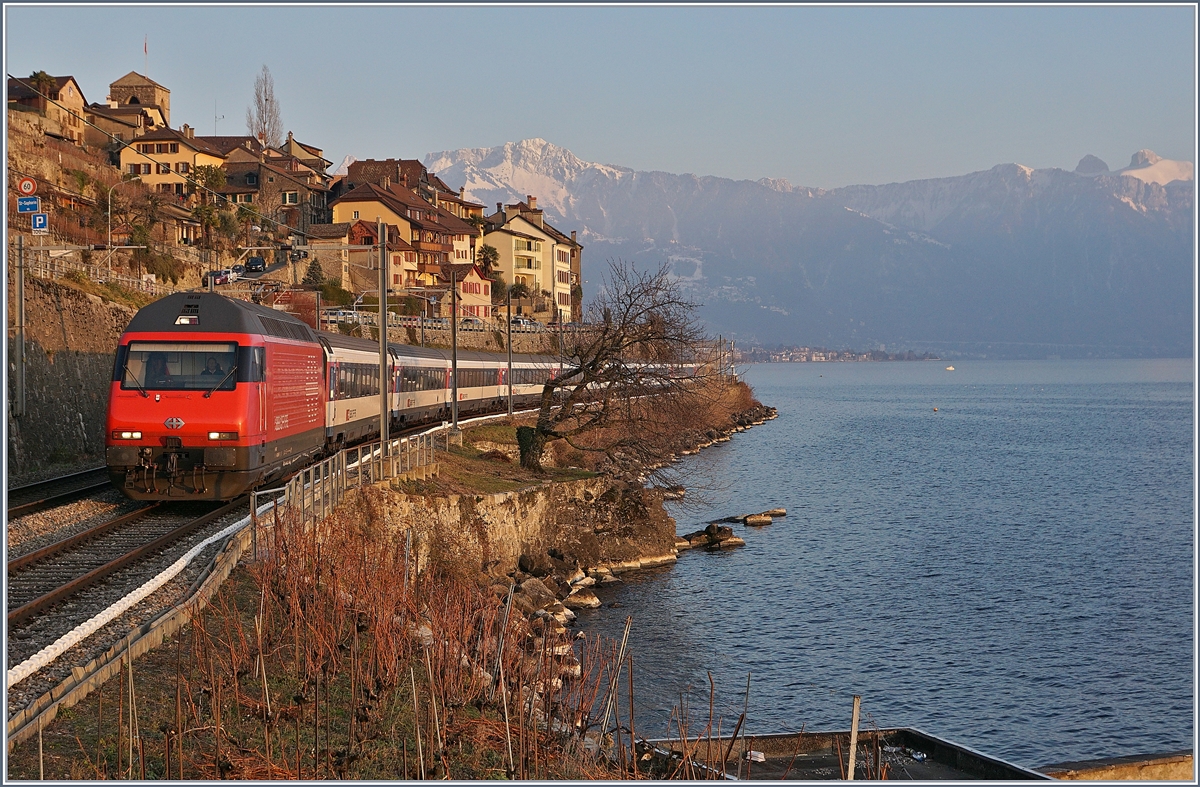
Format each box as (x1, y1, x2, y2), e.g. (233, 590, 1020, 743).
(424, 140, 1193, 357)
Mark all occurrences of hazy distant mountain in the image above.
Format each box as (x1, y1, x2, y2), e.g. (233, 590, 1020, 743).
(425, 140, 1193, 357)
(332, 155, 356, 177)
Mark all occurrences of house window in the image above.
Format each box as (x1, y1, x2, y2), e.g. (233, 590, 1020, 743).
(353, 210, 360, 220)
(156, 143, 167, 154)
(114, 132, 124, 141)
(176, 162, 189, 174)
(127, 164, 140, 175)
(157, 162, 172, 174)
(246, 173, 257, 185)
(282, 191, 298, 204)
(175, 183, 184, 195)
(393, 274, 400, 285)
(141, 163, 152, 175)
(170, 143, 179, 153)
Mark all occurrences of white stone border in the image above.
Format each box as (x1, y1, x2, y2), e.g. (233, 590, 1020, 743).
(6, 499, 276, 690)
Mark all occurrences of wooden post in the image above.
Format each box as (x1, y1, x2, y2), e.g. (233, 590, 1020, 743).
(847, 695, 861, 781)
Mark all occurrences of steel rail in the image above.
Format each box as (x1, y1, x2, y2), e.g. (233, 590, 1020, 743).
(7, 504, 159, 573)
(6, 498, 245, 627)
(7, 468, 112, 519)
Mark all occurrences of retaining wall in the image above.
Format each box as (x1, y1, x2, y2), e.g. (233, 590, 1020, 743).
(382, 476, 679, 578)
(7, 276, 135, 481)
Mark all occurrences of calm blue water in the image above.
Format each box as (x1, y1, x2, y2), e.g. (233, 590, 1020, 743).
(575, 359, 1194, 768)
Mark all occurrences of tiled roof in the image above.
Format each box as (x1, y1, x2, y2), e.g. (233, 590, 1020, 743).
(111, 71, 169, 91)
(7, 75, 85, 103)
(197, 135, 263, 156)
(305, 222, 352, 239)
(132, 127, 225, 157)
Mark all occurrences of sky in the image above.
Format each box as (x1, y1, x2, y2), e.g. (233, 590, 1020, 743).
(4, 4, 1195, 189)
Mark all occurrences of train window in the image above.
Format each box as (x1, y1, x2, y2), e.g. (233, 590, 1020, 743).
(331, 361, 381, 401)
(122, 342, 238, 392)
(237, 346, 265, 382)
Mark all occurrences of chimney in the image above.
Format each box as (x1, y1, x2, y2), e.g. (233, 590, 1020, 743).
(527, 195, 536, 209)
(106, 95, 117, 109)
(459, 187, 465, 199)
(286, 130, 293, 145)
(402, 172, 408, 187)
(497, 202, 503, 216)
(381, 176, 390, 191)
(571, 230, 576, 244)
(182, 124, 193, 139)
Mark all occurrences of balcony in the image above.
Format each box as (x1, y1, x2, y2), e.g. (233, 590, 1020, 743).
(515, 256, 540, 271)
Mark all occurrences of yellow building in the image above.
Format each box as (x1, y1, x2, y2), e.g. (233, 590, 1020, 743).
(482, 196, 580, 320)
(118, 124, 225, 200)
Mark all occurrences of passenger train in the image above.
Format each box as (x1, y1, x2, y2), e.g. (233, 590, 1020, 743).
(105, 292, 560, 500)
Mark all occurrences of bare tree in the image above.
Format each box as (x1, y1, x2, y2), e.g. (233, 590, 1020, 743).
(516, 260, 715, 471)
(245, 65, 283, 148)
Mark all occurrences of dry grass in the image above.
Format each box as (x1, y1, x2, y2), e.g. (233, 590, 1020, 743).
(6, 490, 623, 780)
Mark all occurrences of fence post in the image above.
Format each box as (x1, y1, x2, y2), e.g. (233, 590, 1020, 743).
(250, 491, 258, 561)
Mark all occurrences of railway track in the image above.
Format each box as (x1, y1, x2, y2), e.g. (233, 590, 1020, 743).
(6, 467, 112, 519)
(6, 498, 245, 636)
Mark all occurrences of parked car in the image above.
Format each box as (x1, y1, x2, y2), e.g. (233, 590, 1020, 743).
(459, 316, 486, 330)
(510, 316, 541, 330)
(245, 256, 266, 273)
(222, 268, 238, 282)
(203, 270, 229, 286)
(231, 264, 246, 277)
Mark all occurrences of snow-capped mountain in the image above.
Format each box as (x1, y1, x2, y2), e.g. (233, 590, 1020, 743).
(424, 140, 1193, 356)
(332, 155, 356, 177)
(425, 138, 630, 219)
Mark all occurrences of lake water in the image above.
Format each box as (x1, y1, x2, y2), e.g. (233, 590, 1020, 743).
(574, 359, 1194, 768)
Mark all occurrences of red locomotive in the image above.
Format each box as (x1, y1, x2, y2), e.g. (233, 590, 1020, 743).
(106, 292, 560, 501)
(106, 292, 328, 500)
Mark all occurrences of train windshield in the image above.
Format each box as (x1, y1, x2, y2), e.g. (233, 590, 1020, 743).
(122, 342, 239, 392)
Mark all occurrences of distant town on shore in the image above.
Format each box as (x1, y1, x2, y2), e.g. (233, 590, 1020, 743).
(736, 346, 941, 363)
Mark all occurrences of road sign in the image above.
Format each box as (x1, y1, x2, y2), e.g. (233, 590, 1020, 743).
(31, 213, 48, 235)
(17, 177, 37, 196)
(17, 196, 40, 213)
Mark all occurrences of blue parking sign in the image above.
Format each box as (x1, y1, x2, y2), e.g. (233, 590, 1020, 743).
(17, 196, 39, 213)
(31, 213, 48, 235)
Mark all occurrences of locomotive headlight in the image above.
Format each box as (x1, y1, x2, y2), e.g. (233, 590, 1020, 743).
(112, 430, 142, 440)
(208, 431, 238, 441)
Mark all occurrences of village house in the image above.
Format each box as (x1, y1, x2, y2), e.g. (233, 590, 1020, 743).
(117, 124, 225, 201)
(483, 196, 581, 321)
(434, 263, 493, 319)
(304, 220, 416, 295)
(205, 133, 331, 231)
(7, 75, 88, 143)
(343, 159, 484, 264)
(329, 182, 476, 284)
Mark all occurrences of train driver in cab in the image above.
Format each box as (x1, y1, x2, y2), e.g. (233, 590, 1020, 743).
(201, 356, 224, 376)
(146, 353, 172, 384)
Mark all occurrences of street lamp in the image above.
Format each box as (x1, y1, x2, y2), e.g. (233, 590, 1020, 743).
(107, 174, 140, 280)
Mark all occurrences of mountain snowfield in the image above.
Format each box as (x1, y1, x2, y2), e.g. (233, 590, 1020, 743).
(423, 139, 1193, 356)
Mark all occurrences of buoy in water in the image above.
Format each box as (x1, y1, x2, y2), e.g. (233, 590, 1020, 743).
(933, 407, 938, 412)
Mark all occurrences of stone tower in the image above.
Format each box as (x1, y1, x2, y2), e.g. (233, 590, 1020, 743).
(108, 72, 170, 126)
